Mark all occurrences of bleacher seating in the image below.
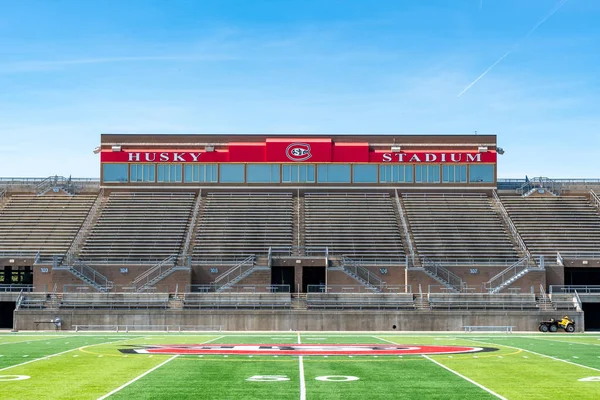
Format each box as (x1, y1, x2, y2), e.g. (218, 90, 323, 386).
(403, 194, 519, 264)
(549, 293, 578, 310)
(306, 293, 415, 310)
(79, 192, 194, 263)
(192, 193, 293, 263)
(304, 193, 405, 260)
(0, 195, 95, 260)
(428, 293, 538, 310)
(18, 293, 48, 309)
(59, 292, 169, 309)
(182, 292, 292, 309)
(500, 195, 600, 263)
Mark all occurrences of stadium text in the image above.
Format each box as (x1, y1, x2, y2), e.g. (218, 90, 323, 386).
(381, 152, 482, 163)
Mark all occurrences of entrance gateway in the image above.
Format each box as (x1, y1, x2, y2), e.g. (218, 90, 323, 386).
(120, 344, 498, 356)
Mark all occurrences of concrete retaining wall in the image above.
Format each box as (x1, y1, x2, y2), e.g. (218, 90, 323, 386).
(14, 309, 585, 332)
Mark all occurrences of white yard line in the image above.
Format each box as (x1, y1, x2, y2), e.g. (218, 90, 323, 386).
(464, 338, 600, 373)
(97, 355, 179, 400)
(0, 336, 141, 373)
(375, 336, 507, 400)
(0, 336, 68, 346)
(297, 332, 306, 400)
(531, 337, 600, 347)
(422, 355, 508, 400)
(96, 335, 224, 400)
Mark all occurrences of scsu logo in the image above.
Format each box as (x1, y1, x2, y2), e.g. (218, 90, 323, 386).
(286, 143, 312, 161)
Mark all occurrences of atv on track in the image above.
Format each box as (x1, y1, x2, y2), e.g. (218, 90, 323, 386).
(539, 316, 575, 333)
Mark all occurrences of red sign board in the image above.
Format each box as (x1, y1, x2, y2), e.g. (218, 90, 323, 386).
(100, 141, 496, 164)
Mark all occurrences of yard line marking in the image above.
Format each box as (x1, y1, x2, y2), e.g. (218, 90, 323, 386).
(423, 355, 508, 400)
(532, 337, 600, 347)
(375, 337, 506, 399)
(0, 336, 69, 346)
(97, 335, 224, 400)
(97, 355, 179, 400)
(0, 337, 142, 373)
(298, 332, 306, 400)
(464, 338, 600, 373)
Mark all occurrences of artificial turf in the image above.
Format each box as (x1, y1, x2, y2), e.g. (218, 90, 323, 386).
(0, 332, 598, 399)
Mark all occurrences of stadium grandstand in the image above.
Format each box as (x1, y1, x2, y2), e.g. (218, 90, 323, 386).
(1, 134, 600, 331)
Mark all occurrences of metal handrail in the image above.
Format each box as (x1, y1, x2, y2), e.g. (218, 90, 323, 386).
(213, 255, 255, 285)
(574, 290, 583, 312)
(395, 189, 416, 266)
(550, 285, 600, 294)
(132, 255, 178, 286)
(15, 289, 24, 310)
(71, 260, 112, 289)
(342, 256, 385, 288)
(590, 189, 600, 211)
(484, 256, 534, 292)
(422, 257, 463, 291)
(492, 190, 532, 260)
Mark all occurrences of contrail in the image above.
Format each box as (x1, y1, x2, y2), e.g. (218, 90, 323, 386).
(479, 0, 483, 11)
(458, 0, 569, 97)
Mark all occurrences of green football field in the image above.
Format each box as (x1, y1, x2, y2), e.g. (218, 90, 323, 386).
(0, 331, 599, 399)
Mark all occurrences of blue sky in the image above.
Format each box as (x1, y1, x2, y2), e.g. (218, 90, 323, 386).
(0, 0, 598, 178)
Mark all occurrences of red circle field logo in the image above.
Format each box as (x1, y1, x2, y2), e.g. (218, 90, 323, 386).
(120, 344, 497, 356)
(286, 143, 312, 161)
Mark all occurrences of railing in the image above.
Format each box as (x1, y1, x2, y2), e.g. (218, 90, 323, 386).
(306, 284, 410, 293)
(62, 284, 172, 293)
(341, 257, 385, 288)
(422, 258, 463, 291)
(395, 189, 416, 266)
(15, 289, 24, 310)
(574, 291, 583, 312)
(550, 285, 600, 294)
(269, 246, 329, 257)
(0, 188, 6, 204)
(0, 284, 34, 293)
(492, 190, 532, 260)
(212, 255, 255, 287)
(191, 255, 255, 266)
(74, 324, 223, 332)
(484, 256, 534, 292)
(185, 284, 290, 293)
(63, 189, 104, 265)
(0, 250, 41, 259)
(590, 189, 600, 211)
(553, 251, 600, 261)
(181, 190, 202, 258)
(75, 257, 177, 265)
(71, 260, 112, 289)
(132, 255, 178, 288)
(516, 177, 562, 196)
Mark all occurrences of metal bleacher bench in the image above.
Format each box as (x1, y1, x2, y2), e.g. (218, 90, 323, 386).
(463, 325, 515, 333)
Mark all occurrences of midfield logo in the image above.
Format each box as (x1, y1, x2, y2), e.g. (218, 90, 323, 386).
(119, 344, 498, 356)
